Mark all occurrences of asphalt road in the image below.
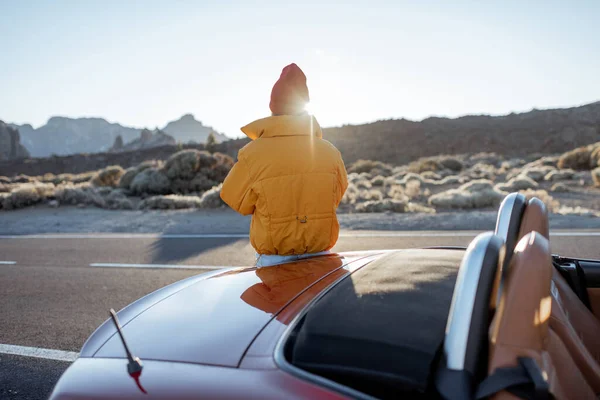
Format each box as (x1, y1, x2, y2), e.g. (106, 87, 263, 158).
(1, 231, 599, 399)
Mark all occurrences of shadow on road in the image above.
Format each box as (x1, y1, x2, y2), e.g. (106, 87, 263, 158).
(149, 236, 252, 264)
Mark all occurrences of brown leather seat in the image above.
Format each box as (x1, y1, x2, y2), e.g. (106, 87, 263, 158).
(517, 197, 600, 392)
(488, 232, 595, 399)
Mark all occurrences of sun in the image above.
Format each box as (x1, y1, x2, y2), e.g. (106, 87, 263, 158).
(304, 102, 315, 115)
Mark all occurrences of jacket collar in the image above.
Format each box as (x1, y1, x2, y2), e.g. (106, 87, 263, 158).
(241, 114, 322, 140)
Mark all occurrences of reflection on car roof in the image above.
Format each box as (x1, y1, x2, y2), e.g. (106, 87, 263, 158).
(286, 249, 464, 399)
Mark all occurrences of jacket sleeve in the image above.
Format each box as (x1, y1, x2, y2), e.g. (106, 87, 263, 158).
(335, 155, 348, 207)
(220, 156, 257, 215)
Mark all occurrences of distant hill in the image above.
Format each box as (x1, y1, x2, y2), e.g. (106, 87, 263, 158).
(323, 101, 600, 165)
(162, 114, 227, 144)
(7, 114, 226, 158)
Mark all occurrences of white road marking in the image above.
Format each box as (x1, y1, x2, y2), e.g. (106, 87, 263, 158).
(0, 344, 79, 362)
(0, 261, 16, 264)
(1, 231, 600, 239)
(90, 262, 228, 270)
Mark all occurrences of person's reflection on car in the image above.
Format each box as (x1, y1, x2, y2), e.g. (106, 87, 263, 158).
(241, 255, 345, 316)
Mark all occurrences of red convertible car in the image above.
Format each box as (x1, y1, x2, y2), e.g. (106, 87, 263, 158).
(50, 193, 600, 399)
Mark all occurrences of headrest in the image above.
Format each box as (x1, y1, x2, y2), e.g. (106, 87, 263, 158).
(518, 198, 549, 241)
(494, 193, 528, 259)
(436, 233, 504, 399)
(489, 232, 552, 354)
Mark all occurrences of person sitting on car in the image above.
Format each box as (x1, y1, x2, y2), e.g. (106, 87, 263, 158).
(221, 63, 348, 267)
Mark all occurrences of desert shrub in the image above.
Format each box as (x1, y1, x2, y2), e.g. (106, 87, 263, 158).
(544, 169, 575, 182)
(555, 206, 600, 217)
(495, 176, 538, 192)
(103, 189, 134, 210)
(352, 176, 372, 190)
(1, 182, 56, 210)
(398, 173, 423, 185)
(421, 171, 441, 181)
(348, 159, 390, 174)
(590, 147, 600, 169)
(55, 183, 106, 208)
(439, 157, 464, 171)
(371, 175, 386, 186)
(438, 175, 463, 185)
(519, 189, 559, 212)
(0, 176, 10, 184)
(516, 166, 556, 182)
(199, 184, 225, 208)
(386, 184, 406, 199)
(550, 183, 570, 193)
(139, 195, 203, 210)
(428, 179, 505, 209)
(163, 150, 207, 180)
(0, 193, 9, 210)
(91, 165, 125, 187)
(468, 153, 503, 167)
(355, 199, 409, 213)
(404, 180, 421, 199)
(11, 175, 35, 184)
(466, 163, 497, 180)
(592, 168, 600, 187)
(408, 158, 443, 173)
(130, 169, 170, 195)
(557, 147, 591, 170)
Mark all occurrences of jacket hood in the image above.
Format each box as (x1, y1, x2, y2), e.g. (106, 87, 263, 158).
(241, 114, 322, 140)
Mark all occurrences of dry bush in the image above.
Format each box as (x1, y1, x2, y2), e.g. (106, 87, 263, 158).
(0, 193, 9, 210)
(130, 169, 171, 195)
(139, 195, 203, 210)
(0, 176, 10, 184)
(404, 180, 421, 199)
(408, 158, 443, 173)
(11, 175, 35, 184)
(592, 168, 600, 187)
(557, 147, 591, 170)
(515, 166, 556, 182)
(91, 165, 125, 187)
(438, 175, 464, 185)
(421, 171, 441, 181)
(119, 160, 162, 190)
(398, 173, 423, 185)
(371, 175, 386, 186)
(466, 163, 497, 180)
(104, 189, 134, 210)
(355, 199, 409, 213)
(544, 169, 575, 182)
(428, 179, 505, 209)
(386, 185, 407, 201)
(348, 159, 391, 174)
(495, 176, 538, 192)
(438, 157, 464, 172)
(550, 182, 571, 193)
(590, 147, 600, 169)
(555, 206, 600, 217)
(55, 182, 106, 208)
(1, 182, 56, 210)
(468, 153, 503, 167)
(199, 184, 225, 208)
(163, 150, 208, 180)
(519, 189, 559, 212)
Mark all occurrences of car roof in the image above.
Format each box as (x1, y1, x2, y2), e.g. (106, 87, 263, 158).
(283, 249, 465, 399)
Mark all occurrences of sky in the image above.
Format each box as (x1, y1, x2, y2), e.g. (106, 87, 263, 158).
(1, 0, 599, 138)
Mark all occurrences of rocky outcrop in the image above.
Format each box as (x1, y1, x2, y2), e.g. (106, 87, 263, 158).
(0, 121, 30, 161)
(110, 129, 176, 153)
(162, 114, 227, 144)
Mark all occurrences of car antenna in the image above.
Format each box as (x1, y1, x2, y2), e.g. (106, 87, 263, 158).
(109, 309, 147, 394)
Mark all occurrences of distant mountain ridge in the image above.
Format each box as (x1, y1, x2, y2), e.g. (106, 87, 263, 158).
(7, 114, 226, 158)
(323, 101, 600, 165)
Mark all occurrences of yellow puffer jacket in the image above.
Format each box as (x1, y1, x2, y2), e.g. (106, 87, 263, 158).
(221, 114, 348, 255)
